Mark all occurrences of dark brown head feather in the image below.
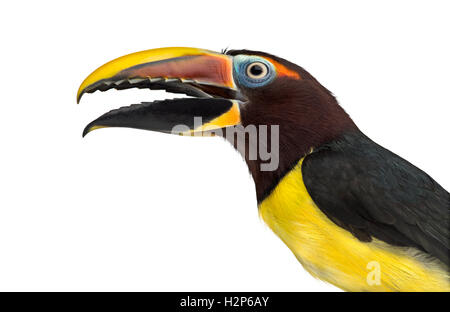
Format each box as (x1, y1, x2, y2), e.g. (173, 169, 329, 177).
(227, 50, 358, 202)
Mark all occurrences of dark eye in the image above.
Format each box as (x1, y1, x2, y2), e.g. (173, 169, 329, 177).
(246, 62, 268, 79)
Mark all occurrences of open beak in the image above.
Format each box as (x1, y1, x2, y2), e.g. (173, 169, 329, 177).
(77, 47, 242, 137)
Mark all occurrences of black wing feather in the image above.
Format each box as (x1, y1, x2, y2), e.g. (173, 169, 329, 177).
(302, 131, 450, 266)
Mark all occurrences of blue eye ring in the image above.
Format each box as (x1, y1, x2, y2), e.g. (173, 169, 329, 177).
(233, 56, 276, 88)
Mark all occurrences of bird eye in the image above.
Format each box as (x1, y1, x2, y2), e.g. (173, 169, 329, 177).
(233, 55, 275, 88)
(246, 62, 268, 79)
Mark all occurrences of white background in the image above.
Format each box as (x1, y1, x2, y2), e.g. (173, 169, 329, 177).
(0, 1, 448, 291)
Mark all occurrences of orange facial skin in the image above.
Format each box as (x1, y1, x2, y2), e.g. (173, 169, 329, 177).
(263, 57, 301, 80)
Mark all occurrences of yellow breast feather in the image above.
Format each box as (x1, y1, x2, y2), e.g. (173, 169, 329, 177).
(259, 158, 449, 292)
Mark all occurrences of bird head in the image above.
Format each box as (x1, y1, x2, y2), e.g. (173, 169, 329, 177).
(78, 47, 357, 201)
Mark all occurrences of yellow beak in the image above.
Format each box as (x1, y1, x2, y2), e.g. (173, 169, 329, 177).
(78, 47, 242, 137)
